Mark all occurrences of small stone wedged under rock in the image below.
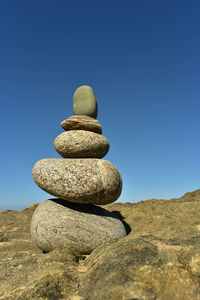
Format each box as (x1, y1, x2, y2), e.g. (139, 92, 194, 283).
(54, 130, 109, 158)
(31, 199, 127, 254)
(32, 158, 122, 205)
(61, 115, 102, 134)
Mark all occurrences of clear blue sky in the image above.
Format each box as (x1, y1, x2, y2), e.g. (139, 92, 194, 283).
(1, 0, 200, 210)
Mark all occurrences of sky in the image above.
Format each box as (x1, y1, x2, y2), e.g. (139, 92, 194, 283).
(0, 0, 200, 211)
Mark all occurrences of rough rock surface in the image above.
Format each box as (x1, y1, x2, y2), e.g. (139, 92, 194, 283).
(32, 158, 122, 205)
(1, 189, 200, 299)
(31, 199, 127, 254)
(54, 130, 109, 158)
(73, 85, 97, 118)
(61, 115, 102, 134)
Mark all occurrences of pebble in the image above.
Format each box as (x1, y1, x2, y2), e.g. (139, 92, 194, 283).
(32, 158, 122, 205)
(54, 130, 109, 158)
(73, 85, 97, 119)
(61, 115, 102, 134)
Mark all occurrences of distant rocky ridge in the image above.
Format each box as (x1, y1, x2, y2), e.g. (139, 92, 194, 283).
(1, 189, 200, 299)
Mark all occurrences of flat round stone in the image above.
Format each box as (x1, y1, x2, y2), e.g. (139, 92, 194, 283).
(30, 199, 127, 254)
(32, 158, 122, 205)
(61, 115, 102, 134)
(73, 85, 97, 119)
(54, 130, 109, 158)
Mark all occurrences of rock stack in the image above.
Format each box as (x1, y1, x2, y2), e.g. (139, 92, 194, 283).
(31, 85, 127, 254)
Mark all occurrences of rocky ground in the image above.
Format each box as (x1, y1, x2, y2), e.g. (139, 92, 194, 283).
(0, 189, 200, 299)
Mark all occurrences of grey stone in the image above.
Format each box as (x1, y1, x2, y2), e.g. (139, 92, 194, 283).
(54, 130, 109, 158)
(73, 85, 97, 118)
(61, 115, 102, 134)
(32, 158, 122, 205)
(30, 199, 127, 254)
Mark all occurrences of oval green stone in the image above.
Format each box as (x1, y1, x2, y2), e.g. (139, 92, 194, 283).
(73, 85, 98, 119)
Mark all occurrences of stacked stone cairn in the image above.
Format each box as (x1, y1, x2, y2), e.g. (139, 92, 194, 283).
(31, 85, 127, 254)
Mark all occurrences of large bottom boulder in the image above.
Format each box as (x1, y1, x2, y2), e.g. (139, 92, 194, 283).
(30, 199, 127, 254)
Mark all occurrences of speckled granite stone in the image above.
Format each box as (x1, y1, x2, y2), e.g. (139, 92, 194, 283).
(32, 158, 122, 205)
(61, 115, 102, 134)
(30, 199, 127, 254)
(73, 85, 97, 118)
(54, 130, 109, 158)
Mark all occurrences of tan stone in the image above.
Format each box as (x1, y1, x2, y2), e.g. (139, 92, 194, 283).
(54, 130, 109, 158)
(32, 158, 122, 205)
(61, 115, 102, 134)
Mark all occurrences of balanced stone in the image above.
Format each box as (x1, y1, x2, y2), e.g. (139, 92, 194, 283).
(31, 199, 127, 254)
(54, 130, 109, 158)
(73, 85, 97, 119)
(61, 115, 102, 134)
(32, 158, 122, 205)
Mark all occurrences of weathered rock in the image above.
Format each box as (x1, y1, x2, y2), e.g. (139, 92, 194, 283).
(32, 158, 122, 205)
(81, 235, 200, 300)
(61, 115, 102, 134)
(54, 130, 109, 158)
(31, 199, 127, 254)
(0, 205, 82, 300)
(1, 189, 200, 299)
(73, 85, 97, 118)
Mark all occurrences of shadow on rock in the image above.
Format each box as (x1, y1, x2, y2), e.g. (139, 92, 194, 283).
(111, 210, 131, 235)
(52, 198, 131, 235)
(50, 198, 132, 236)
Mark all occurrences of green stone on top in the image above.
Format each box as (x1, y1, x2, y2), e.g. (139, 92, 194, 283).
(73, 85, 98, 119)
